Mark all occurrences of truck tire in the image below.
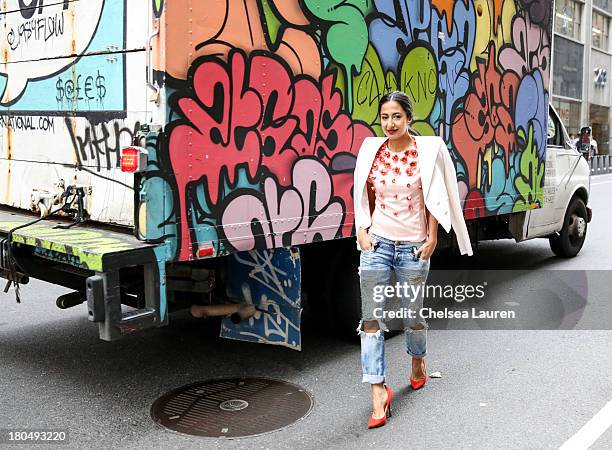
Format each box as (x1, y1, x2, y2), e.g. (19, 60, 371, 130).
(300, 239, 359, 336)
(549, 197, 588, 258)
(331, 242, 362, 338)
(301, 238, 362, 339)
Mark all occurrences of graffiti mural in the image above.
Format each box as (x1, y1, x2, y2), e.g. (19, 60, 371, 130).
(148, 0, 553, 260)
(0, 0, 126, 114)
(66, 118, 143, 172)
(164, 49, 371, 260)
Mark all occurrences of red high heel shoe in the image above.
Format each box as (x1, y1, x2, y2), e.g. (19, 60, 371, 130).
(410, 358, 428, 390)
(368, 385, 393, 429)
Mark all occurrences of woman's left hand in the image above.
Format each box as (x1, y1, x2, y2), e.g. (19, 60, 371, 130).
(416, 238, 437, 261)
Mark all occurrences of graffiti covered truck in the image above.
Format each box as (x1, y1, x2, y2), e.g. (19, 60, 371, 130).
(0, 1, 591, 347)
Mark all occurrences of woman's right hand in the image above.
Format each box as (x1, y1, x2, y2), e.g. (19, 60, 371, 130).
(358, 228, 373, 251)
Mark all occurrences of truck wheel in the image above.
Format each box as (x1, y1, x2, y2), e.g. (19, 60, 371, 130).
(549, 197, 588, 258)
(331, 242, 362, 338)
(301, 238, 362, 339)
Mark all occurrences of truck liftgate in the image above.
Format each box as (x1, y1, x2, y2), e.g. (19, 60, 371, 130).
(0, 207, 168, 341)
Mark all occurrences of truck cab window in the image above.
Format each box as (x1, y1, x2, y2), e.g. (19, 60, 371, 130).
(547, 109, 563, 147)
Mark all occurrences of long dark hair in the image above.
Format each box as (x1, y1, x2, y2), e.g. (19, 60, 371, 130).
(378, 91, 419, 136)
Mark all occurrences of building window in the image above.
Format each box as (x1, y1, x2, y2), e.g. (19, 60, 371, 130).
(555, 0, 583, 41)
(592, 11, 610, 51)
(552, 36, 584, 99)
(590, 104, 610, 155)
(593, 0, 612, 12)
(552, 98, 582, 138)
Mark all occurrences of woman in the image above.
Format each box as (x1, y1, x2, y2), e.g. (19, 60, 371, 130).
(353, 91, 473, 429)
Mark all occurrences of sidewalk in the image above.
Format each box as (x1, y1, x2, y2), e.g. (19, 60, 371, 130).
(590, 155, 612, 175)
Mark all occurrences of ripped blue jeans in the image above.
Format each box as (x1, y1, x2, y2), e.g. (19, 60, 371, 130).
(357, 234, 430, 384)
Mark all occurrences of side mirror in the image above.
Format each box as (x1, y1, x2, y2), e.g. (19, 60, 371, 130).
(547, 118, 556, 139)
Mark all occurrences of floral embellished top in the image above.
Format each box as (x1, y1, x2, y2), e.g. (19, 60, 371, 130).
(367, 139, 428, 242)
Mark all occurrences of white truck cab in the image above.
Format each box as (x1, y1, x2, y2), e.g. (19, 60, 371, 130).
(525, 105, 591, 257)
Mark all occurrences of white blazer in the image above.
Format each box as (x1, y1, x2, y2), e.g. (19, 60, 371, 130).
(353, 136, 473, 256)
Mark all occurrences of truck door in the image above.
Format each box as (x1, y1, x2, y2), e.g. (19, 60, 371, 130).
(526, 107, 575, 236)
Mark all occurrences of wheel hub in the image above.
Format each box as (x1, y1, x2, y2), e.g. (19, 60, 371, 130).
(576, 217, 586, 237)
(569, 214, 586, 239)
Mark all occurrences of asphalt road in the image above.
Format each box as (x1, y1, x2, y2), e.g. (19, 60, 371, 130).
(1, 174, 612, 449)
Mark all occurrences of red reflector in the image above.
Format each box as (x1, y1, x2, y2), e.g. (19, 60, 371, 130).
(121, 146, 148, 173)
(121, 147, 140, 173)
(197, 246, 214, 258)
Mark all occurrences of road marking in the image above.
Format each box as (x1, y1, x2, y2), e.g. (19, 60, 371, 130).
(559, 398, 612, 450)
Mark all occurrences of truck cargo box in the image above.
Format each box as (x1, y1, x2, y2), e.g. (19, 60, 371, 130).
(1, 0, 553, 262)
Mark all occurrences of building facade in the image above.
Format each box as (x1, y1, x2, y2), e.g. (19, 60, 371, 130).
(553, 0, 612, 154)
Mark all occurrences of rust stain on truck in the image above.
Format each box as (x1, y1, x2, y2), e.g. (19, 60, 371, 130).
(69, 1, 77, 56)
(4, 126, 12, 204)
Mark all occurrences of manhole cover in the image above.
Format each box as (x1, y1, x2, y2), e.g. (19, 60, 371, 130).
(151, 378, 313, 438)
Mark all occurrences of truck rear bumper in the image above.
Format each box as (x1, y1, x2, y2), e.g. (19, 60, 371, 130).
(0, 207, 169, 341)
